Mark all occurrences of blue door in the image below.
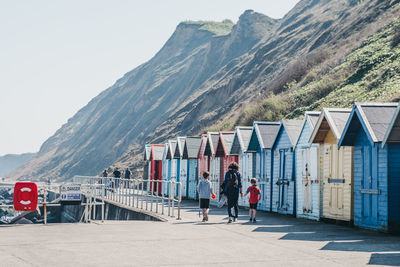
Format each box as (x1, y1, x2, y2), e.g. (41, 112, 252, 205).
(361, 146, 378, 227)
(278, 149, 288, 211)
(176, 159, 180, 195)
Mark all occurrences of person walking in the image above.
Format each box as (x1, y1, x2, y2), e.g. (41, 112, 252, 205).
(221, 162, 242, 223)
(244, 178, 261, 223)
(197, 171, 215, 222)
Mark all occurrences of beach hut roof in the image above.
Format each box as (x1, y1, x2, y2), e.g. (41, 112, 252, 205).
(272, 119, 303, 148)
(230, 126, 253, 155)
(247, 122, 280, 152)
(166, 140, 177, 159)
(162, 143, 169, 160)
(339, 102, 398, 147)
(197, 134, 208, 158)
(173, 137, 186, 159)
(295, 111, 321, 146)
(204, 132, 219, 156)
(150, 144, 165, 161)
(144, 144, 151, 161)
(183, 136, 202, 159)
(215, 131, 235, 157)
(310, 108, 351, 143)
(383, 104, 400, 147)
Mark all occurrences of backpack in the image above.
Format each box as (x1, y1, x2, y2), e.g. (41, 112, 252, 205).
(226, 171, 239, 190)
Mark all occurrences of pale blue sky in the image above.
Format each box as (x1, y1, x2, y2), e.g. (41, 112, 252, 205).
(0, 0, 299, 156)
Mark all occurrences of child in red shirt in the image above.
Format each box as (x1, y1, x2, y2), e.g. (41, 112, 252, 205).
(244, 178, 261, 222)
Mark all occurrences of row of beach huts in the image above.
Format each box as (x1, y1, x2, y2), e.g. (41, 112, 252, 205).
(143, 102, 400, 233)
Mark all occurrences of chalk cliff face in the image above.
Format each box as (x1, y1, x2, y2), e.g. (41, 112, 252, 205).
(11, 10, 277, 180)
(12, 0, 400, 181)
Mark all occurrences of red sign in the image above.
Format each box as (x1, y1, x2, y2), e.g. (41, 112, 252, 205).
(13, 182, 38, 211)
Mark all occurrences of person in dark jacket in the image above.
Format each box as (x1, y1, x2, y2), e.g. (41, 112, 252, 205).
(221, 162, 243, 223)
(113, 168, 121, 188)
(102, 169, 108, 192)
(124, 168, 131, 187)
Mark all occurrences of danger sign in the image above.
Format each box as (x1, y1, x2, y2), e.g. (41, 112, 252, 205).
(61, 183, 81, 201)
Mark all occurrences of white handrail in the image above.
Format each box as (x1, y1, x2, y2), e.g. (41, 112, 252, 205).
(73, 176, 182, 219)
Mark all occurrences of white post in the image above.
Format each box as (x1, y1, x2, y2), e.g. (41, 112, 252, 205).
(177, 182, 181, 220)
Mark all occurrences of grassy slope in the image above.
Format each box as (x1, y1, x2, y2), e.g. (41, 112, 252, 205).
(182, 20, 234, 36)
(234, 19, 400, 125)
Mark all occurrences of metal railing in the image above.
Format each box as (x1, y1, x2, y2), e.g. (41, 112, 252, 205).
(73, 176, 182, 219)
(0, 182, 105, 224)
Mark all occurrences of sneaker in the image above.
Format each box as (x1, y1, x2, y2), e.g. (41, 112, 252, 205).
(202, 218, 206, 222)
(249, 218, 253, 222)
(253, 218, 257, 223)
(228, 218, 233, 223)
(233, 217, 236, 222)
(205, 215, 209, 221)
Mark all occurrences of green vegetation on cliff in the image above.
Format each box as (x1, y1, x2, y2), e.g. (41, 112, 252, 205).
(236, 19, 400, 125)
(182, 19, 234, 36)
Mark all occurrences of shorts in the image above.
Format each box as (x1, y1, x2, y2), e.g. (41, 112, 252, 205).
(249, 203, 258, 210)
(200, 198, 210, 209)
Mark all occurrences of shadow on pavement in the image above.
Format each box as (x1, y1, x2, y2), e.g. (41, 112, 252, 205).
(322, 240, 400, 253)
(368, 253, 400, 266)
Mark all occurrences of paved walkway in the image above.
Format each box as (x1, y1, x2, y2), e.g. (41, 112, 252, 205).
(1, 200, 400, 266)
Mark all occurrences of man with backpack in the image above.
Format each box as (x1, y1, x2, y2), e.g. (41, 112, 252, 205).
(221, 162, 243, 223)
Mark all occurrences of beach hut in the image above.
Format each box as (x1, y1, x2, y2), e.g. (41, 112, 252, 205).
(215, 131, 238, 183)
(204, 132, 220, 204)
(174, 137, 187, 198)
(230, 126, 254, 207)
(161, 143, 169, 194)
(149, 144, 165, 194)
(383, 104, 400, 233)
(183, 136, 202, 200)
(165, 140, 177, 195)
(197, 134, 209, 181)
(271, 120, 303, 215)
(309, 108, 353, 223)
(339, 102, 399, 231)
(247, 122, 281, 211)
(295, 112, 321, 221)
(143, 144, 152, 184)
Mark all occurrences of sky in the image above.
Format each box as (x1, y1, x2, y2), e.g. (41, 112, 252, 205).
(0, 0, 299, 157)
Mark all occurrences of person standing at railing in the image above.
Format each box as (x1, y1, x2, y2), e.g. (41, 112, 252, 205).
(102, 169, 108, 195)
(124, 168, 131, 188)
(197, 171, 215, 222)
(113, 168, 121, 189)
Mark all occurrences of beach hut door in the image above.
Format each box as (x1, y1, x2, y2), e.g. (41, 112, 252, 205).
(326, 145, 344, 216)
(302, 148, 312, 213)
(278, 149, 288, 210)
(359, 146, 378, 226)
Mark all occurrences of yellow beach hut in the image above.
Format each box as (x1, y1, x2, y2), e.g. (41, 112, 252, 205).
(309, 108, 353, 223)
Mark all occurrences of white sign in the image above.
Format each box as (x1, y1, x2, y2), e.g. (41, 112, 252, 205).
(61, 183, 81, 201)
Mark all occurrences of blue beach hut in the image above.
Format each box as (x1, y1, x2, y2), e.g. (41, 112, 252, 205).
(183, 136, 202, 200)
(165, 140, 178, 195)
(271, 120, 303, 215)
(174, 137, 187, 198)
(383, 104, 400, 233)
(143, 144, 152, 185)
(339, 102, 399, 231)
(247, 122, 281, 212)
(295, 112, 321, 221)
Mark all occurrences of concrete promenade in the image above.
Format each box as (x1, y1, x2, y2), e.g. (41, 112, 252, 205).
(1, 200, 400, 266)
